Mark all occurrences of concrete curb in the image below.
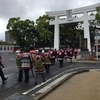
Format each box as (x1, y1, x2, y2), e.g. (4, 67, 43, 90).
(73, 60, 100, 63)
(34, 70, 89, 100)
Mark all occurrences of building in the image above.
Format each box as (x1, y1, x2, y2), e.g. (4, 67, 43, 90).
(5, 31, 16, 43)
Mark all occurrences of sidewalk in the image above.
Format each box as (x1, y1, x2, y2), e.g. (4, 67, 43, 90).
(73, 54, 100, 63)
(39, 70, 100, 100)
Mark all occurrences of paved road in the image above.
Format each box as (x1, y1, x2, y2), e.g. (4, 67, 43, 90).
(0, 53, 100, 100)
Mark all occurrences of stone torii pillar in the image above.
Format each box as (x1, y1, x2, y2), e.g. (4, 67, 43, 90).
(46, 3, 100, 51)
(83, 11, 91, 51)
(54, 16, 59, 50)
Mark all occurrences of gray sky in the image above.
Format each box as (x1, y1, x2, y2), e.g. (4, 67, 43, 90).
(0, 0, 100, 41)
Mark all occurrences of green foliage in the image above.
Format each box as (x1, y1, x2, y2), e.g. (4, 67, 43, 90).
(96, 7, 100, 20)
(96, 7, 100, 13)
(0, 41, 15, 45)
(6, 17, 36, 47)
(36, 15, 52, 38)
(36, 15, 54, 47)
(90, 13, 95, 16)
(60, 22, 83, 47)
(6, 15, 54, 48)
(96, 13, 100, 20)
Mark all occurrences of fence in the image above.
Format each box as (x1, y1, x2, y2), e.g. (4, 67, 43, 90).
(0, 45, 19, 53)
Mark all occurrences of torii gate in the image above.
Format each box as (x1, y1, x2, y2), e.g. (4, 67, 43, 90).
(46, 3, 100, 51)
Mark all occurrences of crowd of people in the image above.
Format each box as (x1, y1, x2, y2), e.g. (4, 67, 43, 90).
(15, 47, 78, 85)
(0, 47, 78, 85)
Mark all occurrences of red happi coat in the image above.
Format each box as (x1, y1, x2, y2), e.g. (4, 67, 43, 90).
(33, 53, 45, 73)
(57, 51, 64, 60)
(44, 52, 51, 65)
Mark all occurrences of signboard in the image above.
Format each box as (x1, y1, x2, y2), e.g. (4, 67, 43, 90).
(94, 36, 99, 40)
(94, 33, 98, 36)
(94, 40, 99, 44)
(94, 29, 100, 45)
(66, 10, 72, 21)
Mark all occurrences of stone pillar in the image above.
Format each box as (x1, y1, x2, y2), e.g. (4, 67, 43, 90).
(54, 16, 59, 50)
(83, 11, 91, 52)
(12, 46, 14, 52)
(6, 45, 8, 52)
(2, 45, 4, 52)
(9, 46, 11, 52)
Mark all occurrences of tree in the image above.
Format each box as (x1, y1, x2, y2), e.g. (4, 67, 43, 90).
(36, 15, 54, 47)
(60, 22, 82, 48)
(96, 7, 100, 20)
(6, 17, 36, 48)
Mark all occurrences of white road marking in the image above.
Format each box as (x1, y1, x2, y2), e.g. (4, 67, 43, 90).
(22, 66, 91, 95)
(35, 73, 72, 94)
(22, 74, 61, 95)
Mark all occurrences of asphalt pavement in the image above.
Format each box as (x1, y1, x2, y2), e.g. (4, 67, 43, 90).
(1, 54, 100, 100)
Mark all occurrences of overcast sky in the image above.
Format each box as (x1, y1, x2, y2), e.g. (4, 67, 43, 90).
(0, 0, 100, 41)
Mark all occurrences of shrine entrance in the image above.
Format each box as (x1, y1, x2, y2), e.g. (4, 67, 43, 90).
(46, 3, 100, 52)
